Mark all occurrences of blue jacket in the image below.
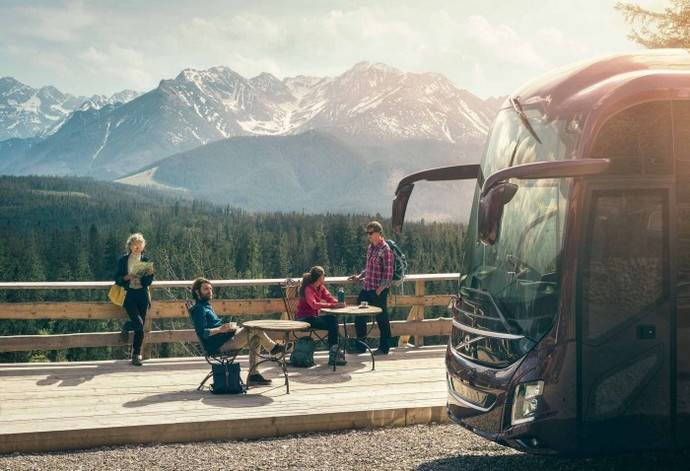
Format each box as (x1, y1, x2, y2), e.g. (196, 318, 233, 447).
(190, 300, 234, 354)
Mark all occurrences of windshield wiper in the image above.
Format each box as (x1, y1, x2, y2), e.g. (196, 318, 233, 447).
(510, 97, 542, 144)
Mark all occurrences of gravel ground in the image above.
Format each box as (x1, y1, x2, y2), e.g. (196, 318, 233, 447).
(1, 424, 688, 471)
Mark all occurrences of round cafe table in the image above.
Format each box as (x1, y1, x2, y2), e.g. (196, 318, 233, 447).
(320, 305, 382, 371)
(243, 319, 309, 394)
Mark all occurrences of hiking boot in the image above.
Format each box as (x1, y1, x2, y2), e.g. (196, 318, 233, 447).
(348, 340, 367, 354)
(247, 373, 272, 386)
(270, 343, 288, 356)
(328, 347, 347, 366)
(131, 354, 143, 366)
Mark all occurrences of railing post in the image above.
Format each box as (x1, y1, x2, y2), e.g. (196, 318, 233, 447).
(143, 288, 154, 359)
(397, 278, 426, 348)
(414, 279, 425, 347)
(397, 305, 416, 347)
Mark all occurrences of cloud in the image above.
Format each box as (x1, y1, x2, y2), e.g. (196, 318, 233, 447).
(1, 43, 73, 81)
(171, 6, 423, 79)
(78, 45, 155, 90)
(535, 28, 589, 58)
(7, 0, 95, 42)
(461, 15, 545, 69)
(0, 0, 647, 98)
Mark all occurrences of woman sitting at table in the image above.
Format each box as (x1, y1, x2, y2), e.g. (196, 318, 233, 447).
(296, 266, 347, 366)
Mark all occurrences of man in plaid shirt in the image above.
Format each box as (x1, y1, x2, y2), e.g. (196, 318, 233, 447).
(348, 221, 394, 355)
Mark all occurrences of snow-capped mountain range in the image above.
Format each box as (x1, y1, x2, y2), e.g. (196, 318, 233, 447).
(0, 76, 140, 141)
(165, 62, 495, 143)
(0, 62, 502, 179)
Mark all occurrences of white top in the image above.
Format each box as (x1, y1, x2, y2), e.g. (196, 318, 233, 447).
(127, 254, 142, 289)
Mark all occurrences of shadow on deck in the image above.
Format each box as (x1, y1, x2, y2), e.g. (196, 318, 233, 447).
(0, 345, 448, 454)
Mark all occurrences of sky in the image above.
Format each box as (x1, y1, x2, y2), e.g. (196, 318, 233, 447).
(0, 0, 670, 99)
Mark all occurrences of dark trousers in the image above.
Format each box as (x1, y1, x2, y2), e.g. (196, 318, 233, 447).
(304, 315, 339, 347)
(355, 288, 391, 350)
(123, 288, 149, 355)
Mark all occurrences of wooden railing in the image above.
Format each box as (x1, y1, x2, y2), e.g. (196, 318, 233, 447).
(0, 274, 458, 354)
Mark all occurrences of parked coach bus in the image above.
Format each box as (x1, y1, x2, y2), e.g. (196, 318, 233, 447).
(392, 50, 690, 454)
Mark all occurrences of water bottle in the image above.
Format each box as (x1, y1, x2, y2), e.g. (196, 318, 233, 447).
(337, 287, 345, 303)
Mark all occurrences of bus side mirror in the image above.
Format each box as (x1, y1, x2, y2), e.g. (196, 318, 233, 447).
(478, 182, 518, 246)
(391, 164, 480, 234)
(392, 183, 414, 234)
(477, 158, 610, 246)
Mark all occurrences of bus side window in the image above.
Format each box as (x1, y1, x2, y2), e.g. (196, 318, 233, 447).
(590, 101, 673, 175)
(582, 192, 667, 340)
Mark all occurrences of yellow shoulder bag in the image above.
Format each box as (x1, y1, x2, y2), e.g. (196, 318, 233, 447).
(108, 284, 126, 306)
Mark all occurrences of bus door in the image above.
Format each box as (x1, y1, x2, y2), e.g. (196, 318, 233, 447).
(578, 181, 674, 452)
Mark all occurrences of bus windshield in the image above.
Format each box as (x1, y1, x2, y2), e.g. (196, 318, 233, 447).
(459, 108, 577, 341)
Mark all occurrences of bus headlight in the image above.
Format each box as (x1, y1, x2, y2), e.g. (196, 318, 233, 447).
(511, 380, 544, 426)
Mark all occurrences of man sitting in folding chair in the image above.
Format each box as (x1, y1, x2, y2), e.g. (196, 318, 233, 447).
(189, 277, 287, 387)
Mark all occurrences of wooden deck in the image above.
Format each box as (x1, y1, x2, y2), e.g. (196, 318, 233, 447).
(0, 345, 449, 454)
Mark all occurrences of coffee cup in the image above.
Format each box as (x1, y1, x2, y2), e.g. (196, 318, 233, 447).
(359, 301, 369, 308)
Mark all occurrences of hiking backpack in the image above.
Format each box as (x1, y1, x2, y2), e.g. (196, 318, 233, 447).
(210, 362, 246, 394)
(387, 239, 408, 284)
(289, 337, 315, 367)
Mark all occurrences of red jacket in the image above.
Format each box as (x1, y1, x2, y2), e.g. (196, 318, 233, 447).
(296, 284, 338, 319)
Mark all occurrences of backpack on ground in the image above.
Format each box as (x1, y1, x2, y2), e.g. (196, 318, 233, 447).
(290, 337, 315, 367)
(210, 362, 246, 394)
(387, 239, 408, 284)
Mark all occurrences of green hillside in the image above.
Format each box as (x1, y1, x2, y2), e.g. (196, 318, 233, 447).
(0, 176, 465, 362)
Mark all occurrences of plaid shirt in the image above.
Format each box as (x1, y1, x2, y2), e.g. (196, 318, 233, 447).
(361, 239, 394, 291)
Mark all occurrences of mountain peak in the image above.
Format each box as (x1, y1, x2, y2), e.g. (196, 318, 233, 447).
(249, 72, 283, 90)
(249, 72, 293, 102)
(251, 72, 280, 82)
(179, 65, 241, 77)
(0, 76, 22, 87)
(0, 77, 86, 140)
(176, 68, 201, 82)
(0, 76, 31, 96)
(350, 61, 400, 75)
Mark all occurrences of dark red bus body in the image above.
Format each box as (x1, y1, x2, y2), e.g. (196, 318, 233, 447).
(435, 50, 690, 454)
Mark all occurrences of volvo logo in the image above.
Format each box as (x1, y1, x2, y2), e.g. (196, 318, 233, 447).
(463, 335, 472, 352)
(455, 332, 485, 353)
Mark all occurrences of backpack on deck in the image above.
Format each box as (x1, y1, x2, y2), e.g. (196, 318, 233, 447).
(387, 239, 408, 284)
(290, 337, 315, 367)
(210, 362, 246, 394)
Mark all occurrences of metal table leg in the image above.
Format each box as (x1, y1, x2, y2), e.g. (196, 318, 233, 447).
(344, 316, 375, 371)
(280, 332, 290, 393)
(252, 330, 292, 394)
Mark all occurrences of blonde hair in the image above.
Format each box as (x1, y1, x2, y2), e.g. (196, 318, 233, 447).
(125, 233, 146, 252)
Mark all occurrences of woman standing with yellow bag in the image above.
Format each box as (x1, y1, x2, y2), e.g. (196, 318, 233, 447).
(114, 233, 154, 366)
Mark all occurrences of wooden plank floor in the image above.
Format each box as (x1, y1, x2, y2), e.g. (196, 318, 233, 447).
(0, 345, 449, 454)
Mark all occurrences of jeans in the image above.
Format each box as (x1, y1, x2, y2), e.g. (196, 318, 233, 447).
(303, 314, 339, 347)
(355, 288, 391, 350)
(123, 288, 149, 356)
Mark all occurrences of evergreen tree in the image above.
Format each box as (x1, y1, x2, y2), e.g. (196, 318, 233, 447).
(0, 175, 466, 361)
(311, 224, 330, 270)
(277, 233, 290, 277)
(617, 0, 690, 47)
